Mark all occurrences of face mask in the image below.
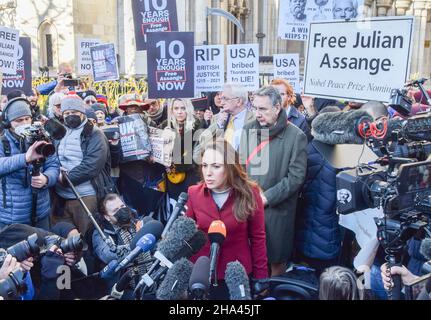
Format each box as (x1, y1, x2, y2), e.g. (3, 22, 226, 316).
(114, 207, 133, 227)
(65, 115, 82, 129)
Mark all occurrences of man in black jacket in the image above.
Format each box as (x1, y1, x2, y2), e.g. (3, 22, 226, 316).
(53, 95, 115, 238)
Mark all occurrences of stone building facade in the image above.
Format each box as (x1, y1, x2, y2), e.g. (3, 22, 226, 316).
(0, 0, 429, 78)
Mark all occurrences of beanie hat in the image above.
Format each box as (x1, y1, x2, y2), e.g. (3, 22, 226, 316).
(85, 108, 97, 122)
(96, 94, 108, 107)
(61, 95, 86, 114)
(6, 90, 25, 101)
(91, 103, 107, 115)
(77, 90, 97, 101)
(5, 98, 32, 122)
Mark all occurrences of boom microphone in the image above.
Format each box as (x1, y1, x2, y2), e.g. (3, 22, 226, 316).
(156, 258, 194, 300)
(131, 220, 164, 250)
(115, 235, 157, 273)
(208, 220, 227, 286)
(189, 256, 211, 300)
(161, 192, 188, 238)
(311, 110, 373, 145)
(110, 270, 133, 300)
(225, 261, 252, 300)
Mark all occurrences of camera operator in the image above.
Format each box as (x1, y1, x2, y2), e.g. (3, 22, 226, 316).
(0, 98, 60, 231)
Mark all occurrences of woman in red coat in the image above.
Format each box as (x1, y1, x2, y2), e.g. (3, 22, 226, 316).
(186, 139, 268, 299)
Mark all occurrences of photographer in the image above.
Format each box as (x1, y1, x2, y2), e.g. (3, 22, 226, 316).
(0, 98, 60, 230)
(53, 95, 115, 238)
(37, 63, 74, 96)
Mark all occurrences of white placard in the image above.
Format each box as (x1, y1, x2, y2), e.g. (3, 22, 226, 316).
(194, 45, 225, 93)
(0, 26, 20, 74)
(304, 16, 414, 103)
(273, 54, 301, 93)
(77, 38, 102, 76)
(278, 0, 365, 42)
(227, 44, 259, 91)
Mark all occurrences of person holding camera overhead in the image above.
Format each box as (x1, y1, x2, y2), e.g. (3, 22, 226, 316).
(52, 95, 115, 239)
(0, 97, 60, 231)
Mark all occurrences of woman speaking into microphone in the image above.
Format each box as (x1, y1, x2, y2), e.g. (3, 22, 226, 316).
(186, 139, 268, 299)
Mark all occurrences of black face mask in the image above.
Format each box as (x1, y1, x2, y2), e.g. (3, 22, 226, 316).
(114, 207, 133, 227)
(65, 115, 82, 129)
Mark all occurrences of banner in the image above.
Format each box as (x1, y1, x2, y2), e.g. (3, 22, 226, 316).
(0, 26, 20, 74)
(227, 44, 259, 91)
(77, 38, 102, 76)
(118, 114, 152, 162)
(132, 0, 179, 51)
(147, 32, 195, 99)
(278, 0, 365, 42)
(194, 45, 225, 93)
(2, 37, 32, 96)
(148, 126, 176, 167)
(304, 17, 414, 102)
(273, 54, 301, 93)
(90, 43, 120, 83)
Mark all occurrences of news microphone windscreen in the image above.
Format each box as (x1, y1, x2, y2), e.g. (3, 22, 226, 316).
(44, 118, 66, 140)
(156, 258, 194, 300)
(311, 110, 372, 145)
(225, 261, 251, 300)
(420, 237, 431, 261)
(157, 218, 198, 260)
(177, 192, 188, 205)
(116, 270, 133, 292)
(208, 220, 227, 244)
(189, 256, 210, 294)
(165, 216, 197, 243)
(174, 230, 208, 260)
(131, 220, 164, 250)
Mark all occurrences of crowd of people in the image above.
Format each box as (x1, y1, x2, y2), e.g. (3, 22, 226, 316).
(0, 62, 430, 301)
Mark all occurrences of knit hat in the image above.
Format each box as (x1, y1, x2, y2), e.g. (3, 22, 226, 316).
(77, 90, 97, 101)
(96, 94, 108, 107)
(85, 107, 97, 122)
(91, 103, 107, 115)
(61, 95, 86, 114)
(4, 98, 32, 122)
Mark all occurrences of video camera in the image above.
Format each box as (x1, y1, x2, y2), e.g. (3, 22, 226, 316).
(16, 123, 56, 158)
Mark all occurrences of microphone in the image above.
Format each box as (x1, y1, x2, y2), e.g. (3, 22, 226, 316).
(311, 110, 373, 145)
(420, 238, 431, 260)
(114, 221, 163, 272)
(189, 256, 211, 300)
(208, 220, 227, 286)
(225, 261, 252, 300)
(156, 258, 194, 300)
(115, 234, 156, 273)
(161, 192, 188, 238)
(110, 270, 133, 300)
(44, 117, 66, 140)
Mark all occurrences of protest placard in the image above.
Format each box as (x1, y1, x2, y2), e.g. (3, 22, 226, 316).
(227, 44, 259, 91)
(2, 37, 32, 96)
(148, 126, 176, 167)
(194, 45, 225, 93)
(90, 43, 119, 82)
(304, 16, 414, 102)
(147, 32, 195, 98)
(273, 53, 300, 93)
(0, 26, 20, 74)
(132, 0, 179, 51)
(77, 38, 102, 76)
(117, 114, 152, 162)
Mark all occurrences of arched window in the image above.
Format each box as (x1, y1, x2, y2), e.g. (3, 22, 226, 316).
(38, 20, 58, 70)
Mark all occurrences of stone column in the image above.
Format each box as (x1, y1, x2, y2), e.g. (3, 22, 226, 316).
(410, 0, 430, 77)
(376, 0, 395, 15)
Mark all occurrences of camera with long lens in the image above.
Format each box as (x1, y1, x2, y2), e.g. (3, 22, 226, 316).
(0, 234, 40, 267)
(15, 124, 56, 158)
(44, 234, 84, 254)
(63, 73, 80, 88)
(0, 268, 28, 300)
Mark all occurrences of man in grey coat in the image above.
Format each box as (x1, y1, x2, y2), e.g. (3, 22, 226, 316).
(239, 86, 307, 276)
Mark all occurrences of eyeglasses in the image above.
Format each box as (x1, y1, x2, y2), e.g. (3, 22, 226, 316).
(220, 96, 240, 102)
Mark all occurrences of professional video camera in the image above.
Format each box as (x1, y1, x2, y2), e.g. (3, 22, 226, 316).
(0, 268, 28, 300)
(16, 123, 56, 158)
(0, 234, 40, 267)
(44, 234, 84, 254)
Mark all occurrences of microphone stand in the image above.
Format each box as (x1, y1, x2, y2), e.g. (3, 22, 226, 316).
(62, 171, 117, 253)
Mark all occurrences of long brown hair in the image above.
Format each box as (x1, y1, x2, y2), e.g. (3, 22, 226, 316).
(270, 78, 296, 107)
(200, 139, 259, 222)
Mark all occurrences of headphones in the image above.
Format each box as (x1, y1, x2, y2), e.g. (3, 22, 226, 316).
(2, 97, 32, 129)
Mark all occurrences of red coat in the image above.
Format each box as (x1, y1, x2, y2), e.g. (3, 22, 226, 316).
(186, 183, 268, 280)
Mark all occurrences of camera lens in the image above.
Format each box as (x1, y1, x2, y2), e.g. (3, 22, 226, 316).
(60, 235, 84, 253)
(35, 143, 56, 158)
(7, 234, 40, 262)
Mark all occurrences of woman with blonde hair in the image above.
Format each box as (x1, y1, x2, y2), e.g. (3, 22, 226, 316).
(159, 98, 203, 201)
